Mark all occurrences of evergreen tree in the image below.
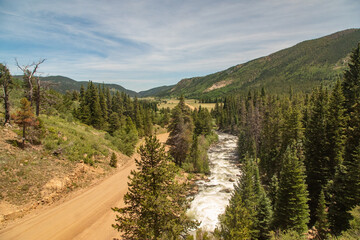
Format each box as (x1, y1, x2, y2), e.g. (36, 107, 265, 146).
(253, 161, 273, 240)
(217, 192, 252, 240)
(143, 108, 153, 136)
(326, 80, 346, 178)
(77, 85, 89, 122)
(329, 43, 360, 235)
(259, 96, 283, 184)
(342, 43, 360, 114)
(112, 136, 197, 239)
(113, 117, 138, 156)
(111, 91, 123, 116)
(108, 112, 121, 135)
(99, 85, 108, 124)
(194, 107, 212, 136)
(314, 189, 330, 239)
(167, 96, 194, 166)
(273, 146, 310, 234)
(105, 87, 112, 118)
(110, 152, 117, 168)
(86, 81, 103, 129)
(133, 97, 144, 136)
(186, 134, 210, 174)
(0, 64, 13, 125)
(12, 98, 38, 147)
(329, 144, 360, 235)
(225, 156, 272, 239)
(304, 86, 329, 225)
(282, 103, 303, 150)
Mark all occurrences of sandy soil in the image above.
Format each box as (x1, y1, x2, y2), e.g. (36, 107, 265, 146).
(0, 132, 169, 240)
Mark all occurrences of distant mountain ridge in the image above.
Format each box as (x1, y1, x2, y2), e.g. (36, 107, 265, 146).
(151, 28, 360, 98)
(138, 85, 175, 98)
(16, 75, 138, 97)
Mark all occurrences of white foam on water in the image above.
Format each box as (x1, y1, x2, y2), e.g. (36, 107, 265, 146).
(188, 132, 240, 232)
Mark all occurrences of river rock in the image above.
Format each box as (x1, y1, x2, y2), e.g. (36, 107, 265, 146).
(220, 188, 232, 193)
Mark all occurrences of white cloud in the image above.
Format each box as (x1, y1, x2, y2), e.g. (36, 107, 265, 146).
(1, 0, 359, 91)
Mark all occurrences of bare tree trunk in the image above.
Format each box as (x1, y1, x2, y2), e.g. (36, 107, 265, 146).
(27, 76, 33, 104)
(3, 85, 10, 124)
(16, 59, 45, 107)
(35, 77, 41, 116)
(22, 125, 26, 148)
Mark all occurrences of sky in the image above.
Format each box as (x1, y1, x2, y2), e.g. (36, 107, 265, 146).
(1, 0, 359, 92)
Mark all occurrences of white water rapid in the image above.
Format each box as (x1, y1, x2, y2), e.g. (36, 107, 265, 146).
(188, 132, 240, 232)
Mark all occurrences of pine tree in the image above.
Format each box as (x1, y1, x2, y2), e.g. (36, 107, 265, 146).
(110, 152, 117, 168)
(99, 84, 108, 124)
(273, 146, 310, 234)
(0, 64, 13, 125)
(108, 112, 121, 135)
(329, 144, 360, 235)
(167, 96, 194, 166)
(342, 43, 360, 114)
(194, 107, 212, 136)
(217, 192, 252, 240)
(105, 87, 112, 119)
(186, 134, 210, 174)
(282, 103, 303, 151)
(86, 81, 103, 129)
(304, 86, 329, 225)
(113, 117, 138, 156)
(111, 91, 123, 116)
(326, 80, 346, 178)
(314, 189, 329, 239)
(112, 136, 197, 239)
(329, 43, 360, 235)
(12, 98, 38, 147)
(253, 161, 273, 240)
(259, 96, 283, 183)
(226, 156, 272, 239)
(77, 85, 88, 122)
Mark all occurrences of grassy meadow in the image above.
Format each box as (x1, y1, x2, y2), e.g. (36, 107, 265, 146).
(155, 98, 216, 110)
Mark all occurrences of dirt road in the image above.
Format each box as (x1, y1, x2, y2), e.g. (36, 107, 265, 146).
(0, 133, 169, 240)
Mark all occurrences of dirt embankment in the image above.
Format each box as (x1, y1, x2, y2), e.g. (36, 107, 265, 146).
(0, 130, 169, 240)
(0, 125, 131, 230)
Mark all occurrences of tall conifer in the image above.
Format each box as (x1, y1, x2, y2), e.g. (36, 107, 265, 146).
(274, 146, 310, 234)
(304, 86, 329, 225)
(112, 136, 197, 239)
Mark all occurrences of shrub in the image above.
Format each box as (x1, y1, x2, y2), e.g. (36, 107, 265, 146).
(110, 152, 117, 168)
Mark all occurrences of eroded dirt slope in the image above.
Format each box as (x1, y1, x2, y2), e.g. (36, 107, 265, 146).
(0, 132, 169, 240)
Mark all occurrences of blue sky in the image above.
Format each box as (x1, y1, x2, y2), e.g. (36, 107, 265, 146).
(1, 0, 359, 91)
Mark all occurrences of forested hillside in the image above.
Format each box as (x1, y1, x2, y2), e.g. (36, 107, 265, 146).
(157, 29, 360, 100)
(211, 43, 360, 239)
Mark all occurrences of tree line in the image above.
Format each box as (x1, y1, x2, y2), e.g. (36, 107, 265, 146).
(212, 43, 360, 239)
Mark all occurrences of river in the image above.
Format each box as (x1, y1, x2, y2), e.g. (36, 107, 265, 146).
(188, 132, 240, 232)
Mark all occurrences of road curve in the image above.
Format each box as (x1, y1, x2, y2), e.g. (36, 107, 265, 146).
(0, 133, 169, 240)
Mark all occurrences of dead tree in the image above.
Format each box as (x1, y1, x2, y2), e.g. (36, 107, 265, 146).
(16, 59, 46, 116)
(35, 75, 41, 116)
(0, 64, 13, 125)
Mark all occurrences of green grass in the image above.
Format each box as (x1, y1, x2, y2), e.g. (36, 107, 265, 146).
(0, 115, 120, 206)
(41, 115, 118, 163)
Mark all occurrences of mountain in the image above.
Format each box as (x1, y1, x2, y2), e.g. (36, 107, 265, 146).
(25, 75, 138, 97)
(157, 29, 360, 99)
(138, 85, 175, 98)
